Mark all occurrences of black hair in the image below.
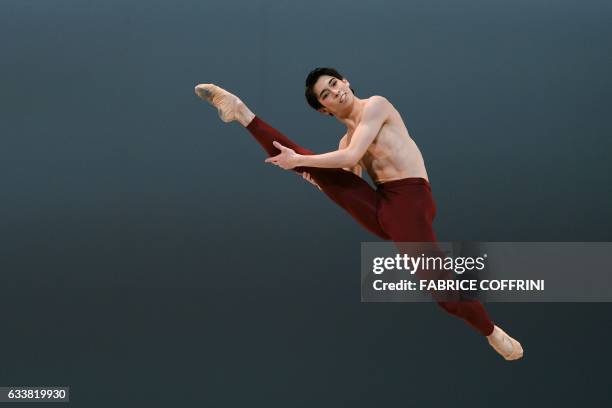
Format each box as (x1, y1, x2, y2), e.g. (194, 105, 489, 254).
(304, 67, 355, 111)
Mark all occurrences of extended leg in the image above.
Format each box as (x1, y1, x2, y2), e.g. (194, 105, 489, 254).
(378, 179, 523, 360)
(246, 117, 390, 239)
(195, 83, 389, 240)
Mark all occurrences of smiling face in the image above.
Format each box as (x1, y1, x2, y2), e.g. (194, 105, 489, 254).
(312, 75, 353, 116)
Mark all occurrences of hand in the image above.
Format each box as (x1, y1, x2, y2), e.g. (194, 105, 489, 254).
(264, 141, 300, 170)
(302, 172, 321, 190)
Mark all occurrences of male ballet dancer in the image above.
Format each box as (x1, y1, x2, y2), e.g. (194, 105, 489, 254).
(195, 67, 523, 360)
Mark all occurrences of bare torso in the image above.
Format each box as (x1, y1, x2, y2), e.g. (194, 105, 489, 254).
(341, 97, 429, 184)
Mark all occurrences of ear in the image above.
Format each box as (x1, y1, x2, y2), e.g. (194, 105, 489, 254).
(317, 108, 332, 116)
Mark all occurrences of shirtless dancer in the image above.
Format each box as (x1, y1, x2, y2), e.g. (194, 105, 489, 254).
(195, 67, 523, 360)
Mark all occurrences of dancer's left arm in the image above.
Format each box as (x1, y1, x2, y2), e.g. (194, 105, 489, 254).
(265, 97, 388, 170)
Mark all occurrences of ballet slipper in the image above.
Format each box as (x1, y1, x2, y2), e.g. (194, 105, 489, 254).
(194, 83, 252, 125)
(487, 325, 524, 361)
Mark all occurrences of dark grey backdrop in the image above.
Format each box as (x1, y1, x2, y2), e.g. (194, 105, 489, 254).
(1, 0, 611, 406)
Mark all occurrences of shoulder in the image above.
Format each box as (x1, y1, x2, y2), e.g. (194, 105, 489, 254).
(363, 95, 391, 119)
(365, 95, 391, 112)
(368, 95, 389, 103)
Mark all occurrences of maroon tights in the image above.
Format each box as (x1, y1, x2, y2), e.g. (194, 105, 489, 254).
(246, 117, 494, 336)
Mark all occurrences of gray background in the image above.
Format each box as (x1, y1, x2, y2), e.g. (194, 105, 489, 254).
(1, 0, 611, 406)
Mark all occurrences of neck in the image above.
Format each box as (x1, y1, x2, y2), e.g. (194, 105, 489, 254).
(333, 97, 367, 131)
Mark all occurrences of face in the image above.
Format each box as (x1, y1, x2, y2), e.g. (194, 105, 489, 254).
(313, 75, 352, 115)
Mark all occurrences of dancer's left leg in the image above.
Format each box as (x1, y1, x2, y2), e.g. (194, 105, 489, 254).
(377, 178, 523, 359)
(376, 178, 495, 336)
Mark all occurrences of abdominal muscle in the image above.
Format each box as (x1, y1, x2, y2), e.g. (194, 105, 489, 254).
(358, 115, 429, 184)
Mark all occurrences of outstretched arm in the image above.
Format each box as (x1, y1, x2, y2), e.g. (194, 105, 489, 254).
(301, 135, 361, 190)
(337, 134, 362, 176)
(265, 97, 388, 170)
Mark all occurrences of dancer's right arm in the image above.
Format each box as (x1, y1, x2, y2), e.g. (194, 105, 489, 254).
(302, 172, 321, 190)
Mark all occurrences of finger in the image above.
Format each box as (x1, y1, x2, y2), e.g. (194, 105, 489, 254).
(265, 155, 279, 163)
(272, 141, 287, 151)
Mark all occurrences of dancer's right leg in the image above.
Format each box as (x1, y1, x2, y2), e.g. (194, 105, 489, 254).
(196, 83, 389, 240)
(247, 117, 390, 240)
